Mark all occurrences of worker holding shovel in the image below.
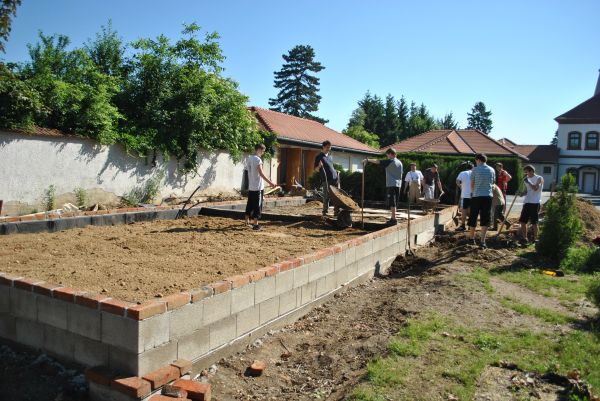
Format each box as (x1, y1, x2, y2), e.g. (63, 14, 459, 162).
(244, 144, 277, 231)
(314, 140, 340, 216)
(519, 165, 544, 245)
(363, 148, 404, 225)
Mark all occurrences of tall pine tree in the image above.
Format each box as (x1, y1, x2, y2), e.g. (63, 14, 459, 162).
(268, 45, 327, 123)
(397, 96, 409, 140)
(381, 94, 400, 146)
(358, 92, 385, 138)
(467, 101, 493, 134)
(438, 112, 458, 129)
(0, 0, 21, 53)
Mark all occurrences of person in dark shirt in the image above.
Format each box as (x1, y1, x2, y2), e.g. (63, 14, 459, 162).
(423, 164, 442, 200)
(314, 140, 340, 216)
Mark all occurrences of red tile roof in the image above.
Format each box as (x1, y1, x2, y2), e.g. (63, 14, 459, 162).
(555, 93, 600, 124)
(498, 138, 517, 147)
(2, 126, 71, 138)
(386, 129, 526, 158)
(250, 107, 379, 154)
(509, 145, 559, 163)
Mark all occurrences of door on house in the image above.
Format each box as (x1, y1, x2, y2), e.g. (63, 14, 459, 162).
(582, 172, 596, 194)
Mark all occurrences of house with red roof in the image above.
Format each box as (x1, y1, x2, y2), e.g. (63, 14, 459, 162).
(554, 71, 600, 193)
(250, 107, 380, 189)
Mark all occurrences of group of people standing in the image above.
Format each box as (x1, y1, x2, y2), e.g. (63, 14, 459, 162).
(244, 141, 544, 245)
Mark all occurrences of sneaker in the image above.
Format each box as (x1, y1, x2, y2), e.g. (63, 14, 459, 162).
(252, 224, 262, 231)
(386, 219, 398, 225)
(480, 242, 488, 249)
(456, 226, 466, 232)
(472, 239, 478, 246)
(322, 211, 329, 217)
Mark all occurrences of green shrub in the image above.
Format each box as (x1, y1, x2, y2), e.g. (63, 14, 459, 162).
(43, 184, 56, 211)
(537, 174, 582, 261)
(586, 276, 600, 310)
(74, 187, 87, 208)
(308, 152, 523, 203)
(560, 246, 600, 273)
(121, 170, 165, 206)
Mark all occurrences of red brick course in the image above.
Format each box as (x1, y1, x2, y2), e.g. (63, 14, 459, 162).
(14, 278, 43, 291)
(258, 265, 279, 277)
(244, 270, 265, 283)
(100, 298, 133, 316)
(75, 293, 110, 309)
(33, 282, 63, 297)
(53, 287, 85, 303)
(163, 292, 191, 310)
(127, 301, 167, 320)
(190, 287, 213, 303)
(207, 281, 231, 294)
(0, 274, 22, 286)
(226, 274, 250, 289)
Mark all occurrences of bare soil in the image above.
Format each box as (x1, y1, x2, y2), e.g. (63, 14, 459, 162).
(0, 215, 366, 303)
(576, 197, 600, 240)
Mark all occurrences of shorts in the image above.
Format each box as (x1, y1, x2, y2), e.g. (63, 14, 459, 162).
(386, 187, 400, 208)
(423, 184, 435, 200)
(519, 203, 540, 224)
(460, 198, 471, 210)
(468, 196, 492, 228)
(245, 190, 264, 219)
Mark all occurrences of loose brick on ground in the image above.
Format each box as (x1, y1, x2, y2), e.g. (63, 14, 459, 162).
(249, 360, 267, 376)
(172, 379, 211, 401)
(142, 365, 180, 390)
(150, 395, 192, 401)
(162, 384, 188, 398)
(111, 376, 151, 398)
(171, 359, 193, 376)
(85, 366, 116, 386)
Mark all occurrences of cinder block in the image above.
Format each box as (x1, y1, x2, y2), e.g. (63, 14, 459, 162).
(109, 341, 177, 377)
(0, 313, 16, 340)
(292, 264, 309, 288)
(73, 336, 110, 367)
(67, 303, 102, 340)
(169, 302, 203, 340)
(308, 256, 334, 282)
(346, 262, 358, 282)
(325, 273, 337, 293)
(278, 288, 298, 315)
(202, 291, 232, 325)
(139, 314, 170, 352)
(177, 327, 209, 360)
(345, 246, 356, 265)
(335, 266, 349, 287)
(254, 276, 275, 304)
(38, 295, 68, 330)
(357, 254, 374, 275)
(231, 283, 255, 314)
(334, 249, 346, 271)
(275, 270, 294, 296)
(101, 312, 138, 352)
(355, 241, 373, 260)
(373, 236, 385, 253)
(416, 229, 435, 245)
(209, 315, 236, 350)
(10, 287, 37, 320)
(258, 297, 279, 325)
(0, 286, 9, 313)
(299, 282, 315, 306)
(16, 318, 43, 349)
(236, 305, 259, 336)
(44, 325, 75, 360)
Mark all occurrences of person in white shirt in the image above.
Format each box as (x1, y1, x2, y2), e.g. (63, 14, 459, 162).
(404, 163, 424, 204)
(455, 162, 473, 231)
(244, 144, 276, 230)
(519, 164, 544, 243)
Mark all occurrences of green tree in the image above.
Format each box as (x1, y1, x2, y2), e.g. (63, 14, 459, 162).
(438, 112, 459, 129)
(467, 101, 493, 134)
(537, 174, 582, 261)
(407, 102, 438, 137)
(0, 0, 21, 53)
(551, 130, 558, 146)
(0, 64, 45, 128)
(84, 20, 126, 79)
(396, 96, 409, 139)
(268, 44, 327, 123)
(381, 94, 400, 147)
(358, 92, 385, 137)
(343, 107, 379, 148)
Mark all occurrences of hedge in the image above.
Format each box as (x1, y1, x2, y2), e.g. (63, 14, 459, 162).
(309, 152, 524, 204)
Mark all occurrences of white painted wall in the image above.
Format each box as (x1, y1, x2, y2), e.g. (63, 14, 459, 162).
(0, 131, 247, 215)
(557, 123, 600, 157)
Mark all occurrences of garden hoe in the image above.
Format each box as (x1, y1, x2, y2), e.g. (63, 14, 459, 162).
(175, 185, 203, 219)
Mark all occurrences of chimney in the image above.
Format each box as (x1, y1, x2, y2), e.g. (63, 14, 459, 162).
(595, 69, 600, 96)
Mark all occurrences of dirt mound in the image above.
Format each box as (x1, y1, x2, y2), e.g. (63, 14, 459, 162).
(576, 198, 600, 240)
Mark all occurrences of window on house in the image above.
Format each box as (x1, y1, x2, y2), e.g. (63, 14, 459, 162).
(585, 131, 599, 150)
(543, 166, 551, 174)
(568, 132, 581, 150)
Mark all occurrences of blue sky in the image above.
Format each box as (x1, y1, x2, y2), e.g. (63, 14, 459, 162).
(3, 0, 599, 144)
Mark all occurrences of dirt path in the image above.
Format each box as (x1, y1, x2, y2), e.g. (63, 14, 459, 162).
(0, 216, 366, 303)
(207, 239, 562, 401)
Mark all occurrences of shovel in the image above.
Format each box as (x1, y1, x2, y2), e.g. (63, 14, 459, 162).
(405, 196, 416, 257)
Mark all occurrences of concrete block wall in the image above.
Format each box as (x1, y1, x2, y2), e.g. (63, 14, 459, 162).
(0, 206, 456, 382)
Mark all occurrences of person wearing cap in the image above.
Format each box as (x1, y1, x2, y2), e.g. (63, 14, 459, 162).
(404, 163, 424, 204)
(455, 161, 473, 231)
(469, 153, 496, 249)
(364, 148, 403, 225)
(423, 164, 442, 200)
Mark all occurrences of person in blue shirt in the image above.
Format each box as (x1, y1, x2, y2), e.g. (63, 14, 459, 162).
(314, 140, 340, 216)
(364, 148, 404, 224)
(469, 153, 496, 249)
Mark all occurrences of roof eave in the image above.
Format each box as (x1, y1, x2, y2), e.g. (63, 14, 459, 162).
(278, 137, 380, 155)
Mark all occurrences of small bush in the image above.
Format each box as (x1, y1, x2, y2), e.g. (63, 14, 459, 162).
(586, 276, 600, 310)
(537, 174, 582, 261)
(121, 170, 165, 206)
(560, 246, 600, 273)
(74, 187, 87, 209)
(43, 184, 56, 211)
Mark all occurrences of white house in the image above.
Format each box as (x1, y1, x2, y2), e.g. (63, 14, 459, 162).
(555, 70, 600, 194)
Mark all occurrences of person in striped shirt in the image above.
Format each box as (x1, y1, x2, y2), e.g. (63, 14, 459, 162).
(469, 153, 496, 249)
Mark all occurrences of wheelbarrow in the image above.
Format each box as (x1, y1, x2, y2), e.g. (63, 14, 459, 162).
(327, 185, 359, 228)
(418, 192, 443, 214)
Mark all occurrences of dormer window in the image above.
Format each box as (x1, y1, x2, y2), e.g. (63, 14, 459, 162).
(568, 131, 581, 150)
(585, 131, 599, 150)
